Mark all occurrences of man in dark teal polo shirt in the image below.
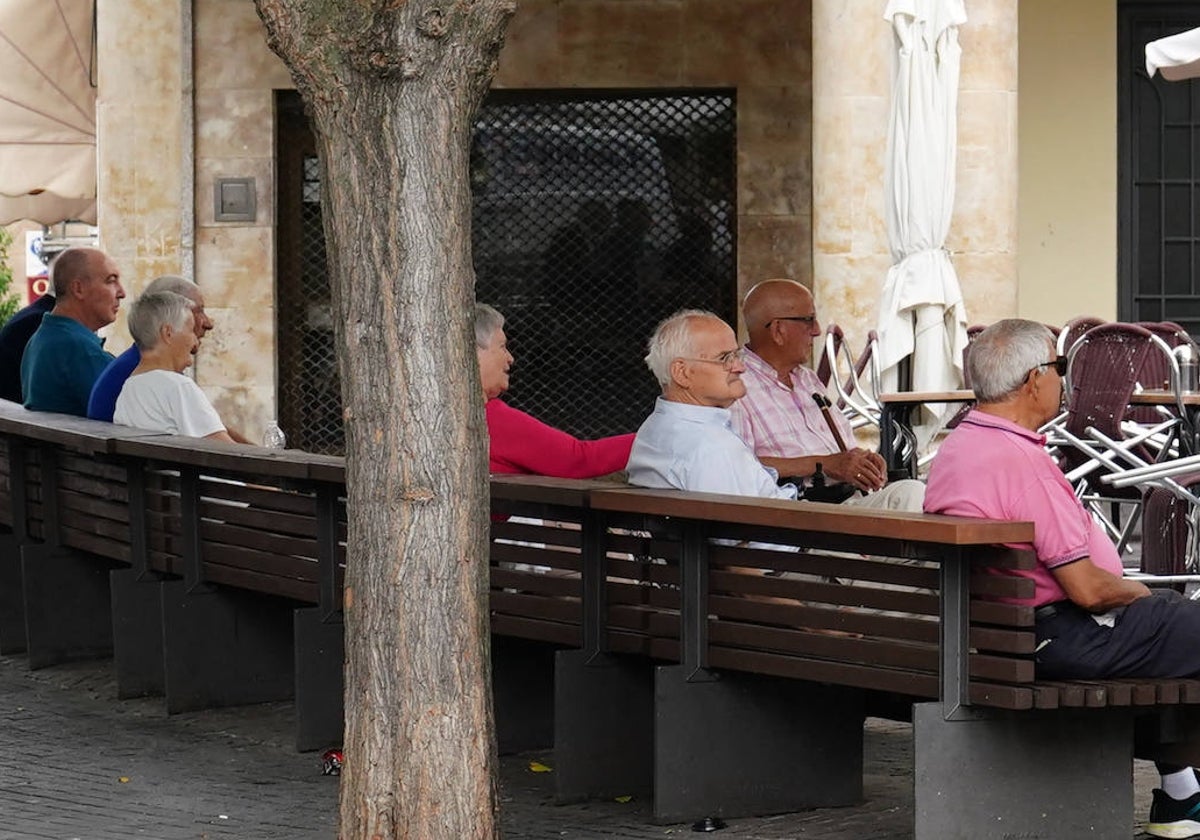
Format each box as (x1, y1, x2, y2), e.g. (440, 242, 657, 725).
(21, 248, 126, 416)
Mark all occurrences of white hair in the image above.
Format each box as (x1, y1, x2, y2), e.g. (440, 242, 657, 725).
(144, 274, 201, 304)
(970, 319, 1056, 402)
(127, 291, 194, 351)
(644, 309, 721, 389)
(474, 303, 505, 348)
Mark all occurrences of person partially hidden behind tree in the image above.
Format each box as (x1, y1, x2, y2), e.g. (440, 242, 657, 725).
(21, 247, 125, 416)
(925, 318, 1200, 840)
(0, 288, 55, 403)
(476, 303, 633, 478)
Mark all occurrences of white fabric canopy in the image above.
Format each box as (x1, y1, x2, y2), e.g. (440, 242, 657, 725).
(1146, 26, 1200, 81)
(0, 0, 97, 225)
(876, 0, 969, 448)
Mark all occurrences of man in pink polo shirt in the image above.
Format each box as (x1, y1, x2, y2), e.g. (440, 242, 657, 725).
(925, 318, 1200, 839)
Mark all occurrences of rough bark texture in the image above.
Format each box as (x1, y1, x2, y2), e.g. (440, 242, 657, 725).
(253, 2, 515, 837)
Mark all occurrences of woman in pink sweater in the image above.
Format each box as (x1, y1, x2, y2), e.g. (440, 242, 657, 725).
(476, 303, 634, 477)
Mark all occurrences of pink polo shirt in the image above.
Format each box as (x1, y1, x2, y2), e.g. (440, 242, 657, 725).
(729, 347, 857, 459)
(924, 409, 1123, 606)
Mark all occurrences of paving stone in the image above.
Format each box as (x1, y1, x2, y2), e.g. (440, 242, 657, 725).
(0, 655, 1166, 838)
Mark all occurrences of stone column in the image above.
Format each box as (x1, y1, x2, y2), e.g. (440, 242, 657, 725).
(95, 0, 186, 322)
(811, 0, 1018, 349)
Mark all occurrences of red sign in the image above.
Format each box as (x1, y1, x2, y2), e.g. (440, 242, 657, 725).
(26, 274, 49, 303)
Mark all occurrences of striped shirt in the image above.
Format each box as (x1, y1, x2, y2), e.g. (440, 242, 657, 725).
(728, 347, 857, 460)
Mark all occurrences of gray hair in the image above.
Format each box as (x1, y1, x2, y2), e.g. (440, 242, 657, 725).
(144, 274, 200, 304)
(969, 319, 1056, 402)
(644, 309, 721, 388)
(127, 291, 195, 351)
(475, 303, 505, 348)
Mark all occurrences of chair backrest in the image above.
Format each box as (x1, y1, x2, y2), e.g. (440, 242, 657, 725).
(1129, 322, 1192, 425)
(1063, 322, 1162, 474)
(816, 323, 844, 388)
(1058, 316, 1106, 358)
(961, 324, 988, 389)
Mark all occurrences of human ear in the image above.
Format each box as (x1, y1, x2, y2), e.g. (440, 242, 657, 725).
(671, 358, 691, 388)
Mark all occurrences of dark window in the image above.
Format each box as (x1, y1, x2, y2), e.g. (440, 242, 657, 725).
(1120, 4, 1200, 334)
(276, 89, 737, 452)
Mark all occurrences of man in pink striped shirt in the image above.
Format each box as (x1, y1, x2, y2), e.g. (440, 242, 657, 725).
(728, 279, 923, 511)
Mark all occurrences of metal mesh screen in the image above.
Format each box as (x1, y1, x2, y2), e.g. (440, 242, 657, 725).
(475, 90, 736, 437)
(276, 88, 736, 451)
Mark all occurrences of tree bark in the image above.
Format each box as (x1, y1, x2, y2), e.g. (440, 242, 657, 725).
(253, 2, 515, 837)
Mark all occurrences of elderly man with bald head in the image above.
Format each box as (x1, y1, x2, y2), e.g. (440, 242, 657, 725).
(21, 247, 126, 416)
(729, 278, 923, 511)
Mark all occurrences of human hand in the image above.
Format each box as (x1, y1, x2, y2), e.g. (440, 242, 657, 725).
(823, 449, 886, 493)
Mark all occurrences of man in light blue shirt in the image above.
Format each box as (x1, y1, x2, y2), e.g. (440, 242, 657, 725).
(627, 309, 798, 500)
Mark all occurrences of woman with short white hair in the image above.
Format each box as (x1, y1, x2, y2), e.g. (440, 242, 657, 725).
(113, 291, 234, 442)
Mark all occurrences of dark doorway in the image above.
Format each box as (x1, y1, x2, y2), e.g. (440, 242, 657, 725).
(275, 89, 737, 452)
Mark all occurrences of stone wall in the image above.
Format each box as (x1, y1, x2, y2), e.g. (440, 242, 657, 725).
(95, 0, 815, 437)
(498, 0, 815, 311)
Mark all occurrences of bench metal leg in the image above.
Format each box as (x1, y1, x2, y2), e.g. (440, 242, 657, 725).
(554, 649, 654, 803)
(22, 545, 118, 669)
(161, 581, 294, 714)
(914, 702, 1134, 840)
(293, 606, 344, 752)
(492, 635, 556, 755)
(0, 531, 27, 654)
(110, 569, 166, 699)
(653, 665, 865, 824)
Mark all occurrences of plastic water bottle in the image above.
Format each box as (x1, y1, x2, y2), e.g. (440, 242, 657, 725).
(262, 421, 287, 449)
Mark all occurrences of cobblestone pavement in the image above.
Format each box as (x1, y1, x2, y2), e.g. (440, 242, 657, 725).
(0, 655, 1166, 839)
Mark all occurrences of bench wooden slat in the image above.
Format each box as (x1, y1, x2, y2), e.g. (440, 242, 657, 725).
(589, 486, 1035, 545)
(202, 563, 317, 603)
(708, 545, 942, 591)
(491, 520, 584, 548)
(707, 646, 937, 698)
(968, 571, 1035, 600)
(970, 600, 1034, 628)
(710, 569, 939, 616)
(490, 613, 582, 646)
(709, 594, 938, 643)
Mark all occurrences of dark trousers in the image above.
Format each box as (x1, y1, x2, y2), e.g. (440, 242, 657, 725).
(1035, 589, 1200, 680)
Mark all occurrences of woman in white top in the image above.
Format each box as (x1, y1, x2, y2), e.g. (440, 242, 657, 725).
(113, 291, 234, 442)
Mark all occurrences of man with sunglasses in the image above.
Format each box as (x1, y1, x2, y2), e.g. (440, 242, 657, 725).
(925, 319, 1200, 840)
(729, 278, 924, 511)
(627, 308, 797, 498)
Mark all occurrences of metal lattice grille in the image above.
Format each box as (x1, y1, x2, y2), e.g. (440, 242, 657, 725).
(276, 89, 736, 451)
(475, 90, 736, 437)
(1122, 8, 1200, 336)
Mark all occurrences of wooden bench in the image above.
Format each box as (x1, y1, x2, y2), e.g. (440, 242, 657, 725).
(0, 400, 348, 750)
(490, 474, 1200, 839)
(3, 400, 1199, 838)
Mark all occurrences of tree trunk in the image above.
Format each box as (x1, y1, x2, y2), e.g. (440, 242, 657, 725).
(253, 2, 515, 837)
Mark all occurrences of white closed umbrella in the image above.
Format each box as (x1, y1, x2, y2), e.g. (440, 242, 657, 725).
(1146, 26, 1200, 81)
(0, 0, 97, 225)
(876, 0, 969, 449)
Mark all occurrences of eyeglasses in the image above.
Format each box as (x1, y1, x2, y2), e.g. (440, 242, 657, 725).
(677, 348, 745, 370)
(1026, 356, 1068, 379)
(770, 315, 818, 326)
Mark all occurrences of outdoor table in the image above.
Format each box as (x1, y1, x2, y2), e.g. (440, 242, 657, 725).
(1129, 389, 1200, 456)
(878, 389, 975, 478)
